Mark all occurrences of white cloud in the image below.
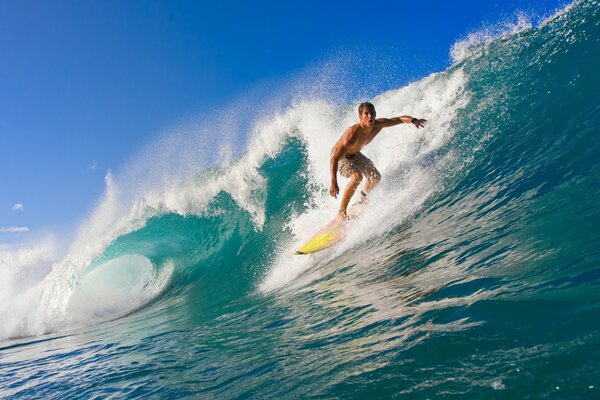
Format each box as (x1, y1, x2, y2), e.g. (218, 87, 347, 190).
(12, 203, 24, 211)
(0, 227, 30, 233)
(87, 162, 98, 172)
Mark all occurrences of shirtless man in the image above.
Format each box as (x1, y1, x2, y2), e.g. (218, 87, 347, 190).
(330, 102, 427, 219)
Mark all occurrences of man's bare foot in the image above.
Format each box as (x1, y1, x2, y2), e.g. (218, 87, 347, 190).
(338, 210, 357, 223)
(356, 190, 369, 205)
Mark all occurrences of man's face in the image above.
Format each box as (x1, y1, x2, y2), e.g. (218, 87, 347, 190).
(360, 107, 376, 126)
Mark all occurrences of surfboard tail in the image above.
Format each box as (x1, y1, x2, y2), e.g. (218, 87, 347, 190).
(294, 203, 367, 255)
(295, 231, 342, 255)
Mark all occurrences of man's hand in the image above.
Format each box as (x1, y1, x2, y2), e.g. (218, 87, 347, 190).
(329, 181, 339, 198)
(412, 118, 428, 129)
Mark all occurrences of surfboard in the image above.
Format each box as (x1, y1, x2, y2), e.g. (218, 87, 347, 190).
(295, 202, 366, 255)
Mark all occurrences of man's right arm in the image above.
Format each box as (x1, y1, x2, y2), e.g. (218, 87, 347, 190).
(329, 142, 346, 198)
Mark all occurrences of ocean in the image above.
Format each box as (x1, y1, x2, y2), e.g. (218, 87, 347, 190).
(1, 1, 599, 398)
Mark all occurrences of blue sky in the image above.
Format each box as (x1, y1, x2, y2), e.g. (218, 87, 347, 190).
(1, 0, 568, 243)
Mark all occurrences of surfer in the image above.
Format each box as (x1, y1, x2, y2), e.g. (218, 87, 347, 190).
(330, 102, 427, 220)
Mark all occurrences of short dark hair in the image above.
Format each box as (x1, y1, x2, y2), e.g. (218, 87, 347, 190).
(358, 102, 376, 115)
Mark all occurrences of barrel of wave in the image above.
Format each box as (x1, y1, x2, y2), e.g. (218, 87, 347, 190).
(66, 254, 172, 326)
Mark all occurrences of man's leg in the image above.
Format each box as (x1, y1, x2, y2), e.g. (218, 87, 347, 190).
(363, 167, 381, 194)
(339, 171, 362, 218)
(357, 154, 381, 203)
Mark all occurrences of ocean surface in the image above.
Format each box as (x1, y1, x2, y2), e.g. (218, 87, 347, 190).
(1, 1, 599, 398)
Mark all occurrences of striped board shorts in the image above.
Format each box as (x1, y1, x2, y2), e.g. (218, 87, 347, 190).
(338, 152, 377, 178)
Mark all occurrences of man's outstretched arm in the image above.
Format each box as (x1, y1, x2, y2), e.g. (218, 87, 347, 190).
(378, 116, 427, 129)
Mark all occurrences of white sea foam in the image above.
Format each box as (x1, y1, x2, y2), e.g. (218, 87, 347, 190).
(0, 239, 57, 338)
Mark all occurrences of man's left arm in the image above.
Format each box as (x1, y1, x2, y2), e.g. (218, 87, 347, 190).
(378, 116, 427, 129)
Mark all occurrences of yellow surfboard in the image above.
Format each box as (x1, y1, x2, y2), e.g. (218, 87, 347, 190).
(295, 203, 366, 255)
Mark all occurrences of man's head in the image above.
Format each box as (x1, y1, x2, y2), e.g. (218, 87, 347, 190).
(358, 102, 376, 115)
(358, 102, 376, 127)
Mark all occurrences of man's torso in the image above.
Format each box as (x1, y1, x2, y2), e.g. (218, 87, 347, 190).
(340, 122, 385, 155)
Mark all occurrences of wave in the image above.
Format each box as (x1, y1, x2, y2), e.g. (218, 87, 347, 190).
(1, 0, 598, 342)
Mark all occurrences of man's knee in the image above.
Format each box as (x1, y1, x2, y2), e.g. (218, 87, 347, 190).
(350, 171, 363, 185)
(369, 170, 381, 184)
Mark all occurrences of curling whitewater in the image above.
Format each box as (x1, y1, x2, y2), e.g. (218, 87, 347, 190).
(1, 1, 599, 398)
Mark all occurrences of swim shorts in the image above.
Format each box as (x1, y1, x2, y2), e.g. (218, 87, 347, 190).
(338, 152, 377, 178)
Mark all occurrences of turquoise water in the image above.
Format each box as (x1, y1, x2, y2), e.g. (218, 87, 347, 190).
(1, 1, 599, 398)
